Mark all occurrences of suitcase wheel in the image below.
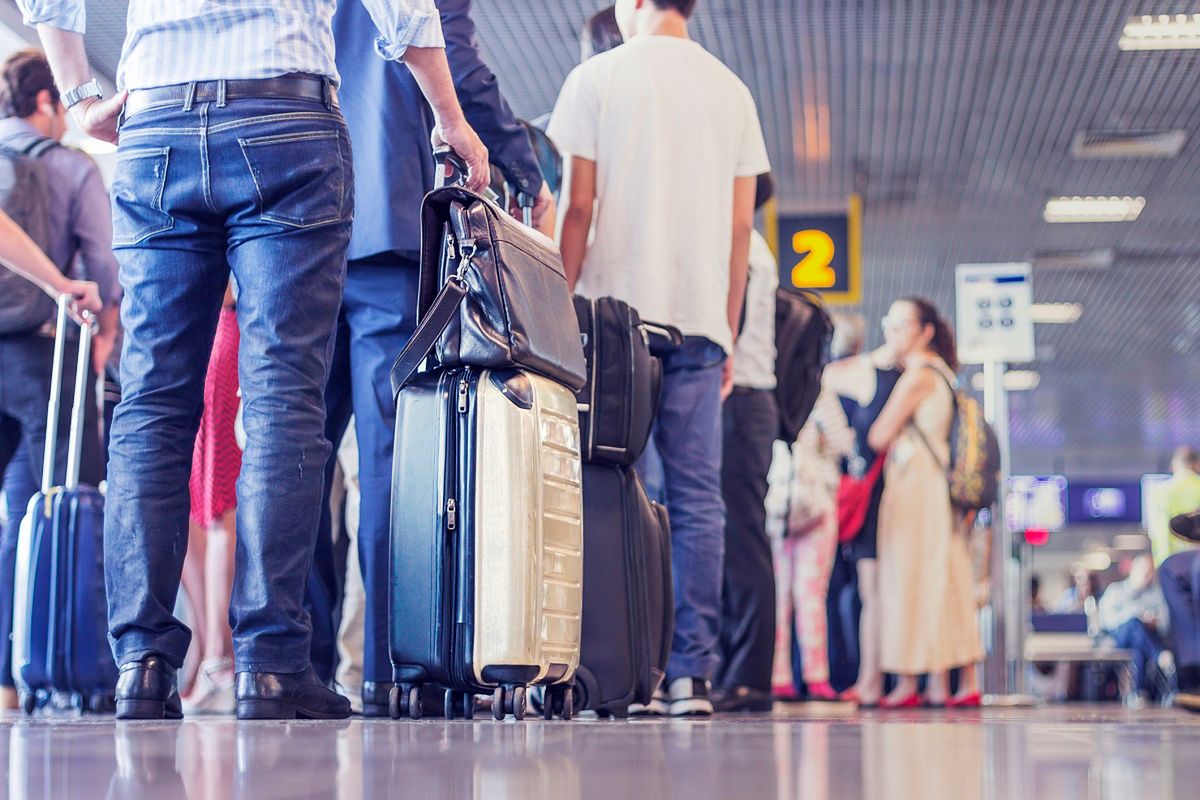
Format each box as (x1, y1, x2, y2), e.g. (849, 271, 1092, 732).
(390, 684, 424, 720)
(87, 692, 116, 715)
(20, 692, 36, 716)
(491, 685, 526, 721)
(542, 684, 575, 721)
(444, 690, 475, 720)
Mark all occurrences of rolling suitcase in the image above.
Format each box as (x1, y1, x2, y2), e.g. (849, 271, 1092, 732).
(11, 298, 117, 714)
(389, 366, 583, 720)
(575, 463, 673, 717)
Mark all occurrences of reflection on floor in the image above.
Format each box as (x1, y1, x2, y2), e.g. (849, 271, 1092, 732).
(2, 704, 1198, 800)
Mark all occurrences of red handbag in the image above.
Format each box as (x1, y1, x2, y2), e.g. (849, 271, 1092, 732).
(837, 450, 888, 543)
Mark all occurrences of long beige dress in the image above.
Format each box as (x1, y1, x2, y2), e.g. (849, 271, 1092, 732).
(878, 358, 983, 674)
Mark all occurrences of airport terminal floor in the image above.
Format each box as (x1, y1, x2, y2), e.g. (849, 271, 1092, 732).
(4, 706, 1200, 800)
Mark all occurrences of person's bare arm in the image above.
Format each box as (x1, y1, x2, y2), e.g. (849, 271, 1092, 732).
(34, 25, 126, 144)
(728, 176, 757, 343)
(558, 155, 597, 291)
(0, 210, 101, 315)
(867, 367, 936, 452)
(403, 46, 489, 193)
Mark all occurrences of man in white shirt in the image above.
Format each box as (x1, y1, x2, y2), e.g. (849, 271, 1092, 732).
(549, 0, 770, 716)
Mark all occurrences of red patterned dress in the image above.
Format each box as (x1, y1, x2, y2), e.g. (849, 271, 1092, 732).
(189, 307, 241, 527)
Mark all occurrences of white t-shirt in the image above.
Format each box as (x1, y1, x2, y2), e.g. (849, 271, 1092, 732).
(733, 230, 779, 389)
(548, 35, 771, 355)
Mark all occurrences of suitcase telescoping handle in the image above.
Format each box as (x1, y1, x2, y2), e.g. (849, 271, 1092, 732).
(41, 294, 96, 499)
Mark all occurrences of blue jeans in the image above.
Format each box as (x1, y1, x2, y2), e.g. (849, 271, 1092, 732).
(1162, 551, 1200, 670)
(1106, 618, 1165, 694)
(0, 441, 34, 687)
(636, 336, 727, 682)
(106, 95, 353, 673)
(308, 255, 419, 686)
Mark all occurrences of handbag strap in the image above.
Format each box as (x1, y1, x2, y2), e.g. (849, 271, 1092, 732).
(388, 275, 468, 396)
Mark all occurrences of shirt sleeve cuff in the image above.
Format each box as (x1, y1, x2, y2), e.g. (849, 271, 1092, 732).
(375, 11, 445, 61)
(21, 5, 86, 34)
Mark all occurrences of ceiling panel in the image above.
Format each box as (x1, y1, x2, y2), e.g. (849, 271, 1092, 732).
(8, 0, 1200, 477)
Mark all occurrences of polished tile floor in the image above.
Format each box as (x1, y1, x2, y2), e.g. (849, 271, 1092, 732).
(2, 704, 1198, 800)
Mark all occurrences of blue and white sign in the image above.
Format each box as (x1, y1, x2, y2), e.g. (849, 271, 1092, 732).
(955, 262, 1036, 365)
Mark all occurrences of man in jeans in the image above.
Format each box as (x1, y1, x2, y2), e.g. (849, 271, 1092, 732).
(550, 0, 769, 716)
(0, 48, 119, 711)
(21, 0, 489, 720)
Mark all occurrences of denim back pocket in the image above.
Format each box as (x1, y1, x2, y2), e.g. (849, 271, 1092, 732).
(238, 130, 346, 228)
(111, 147, 174, 247)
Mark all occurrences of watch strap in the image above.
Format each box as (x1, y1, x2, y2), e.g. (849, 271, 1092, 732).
(62, 79, 103, 110)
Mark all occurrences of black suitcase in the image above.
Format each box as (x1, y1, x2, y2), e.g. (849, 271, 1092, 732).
(573, 296, 679, 466)
(575, 462, 674, 717)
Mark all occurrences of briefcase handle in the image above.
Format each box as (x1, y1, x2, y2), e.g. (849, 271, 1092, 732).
(41, 295, 96, 498)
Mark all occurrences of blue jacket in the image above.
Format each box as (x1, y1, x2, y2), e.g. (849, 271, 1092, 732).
(333, 0, 543, 261)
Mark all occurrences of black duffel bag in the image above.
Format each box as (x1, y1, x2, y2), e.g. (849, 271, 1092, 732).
(390, 149, 586, 394)
(573, 296, 681, 465)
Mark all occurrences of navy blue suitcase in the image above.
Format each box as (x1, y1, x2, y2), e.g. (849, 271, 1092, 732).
(11, 299, 117, 714)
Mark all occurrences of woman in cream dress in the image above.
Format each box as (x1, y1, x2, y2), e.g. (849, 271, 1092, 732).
(867, 298, 982, 707)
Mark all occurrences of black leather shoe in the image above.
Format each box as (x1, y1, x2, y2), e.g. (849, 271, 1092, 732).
(362, 682, 394, 718)
(712, 686, 774, 714)
(115, 656, 183, 720)
(235, 668, 352, 720)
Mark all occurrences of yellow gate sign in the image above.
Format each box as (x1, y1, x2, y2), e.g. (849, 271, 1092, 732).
(770, 195, 861, 305)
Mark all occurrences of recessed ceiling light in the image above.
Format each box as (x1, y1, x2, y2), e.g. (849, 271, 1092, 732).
(1043, 196, 1145, 223)
(1071, 129, 1188, 159)
(1030, 303, 1083, 324)
(1119, 13, 1200, 50)
(970, 370, 1041, 392)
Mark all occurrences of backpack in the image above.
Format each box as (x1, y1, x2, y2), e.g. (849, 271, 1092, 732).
(915, 367, 1002, 511)
(774, 289, 833, 442)
(0, 137, 59, 334)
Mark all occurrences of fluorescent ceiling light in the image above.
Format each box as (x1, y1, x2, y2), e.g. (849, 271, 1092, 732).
(1119, 14, 1200, 50)
(1071, 129, 1188, 159)
(1030, 303, 1083, 324)
(970, 370, 1041, 392)
(1043, 196, 1145, 223)
(1031, 247, 1115, 272)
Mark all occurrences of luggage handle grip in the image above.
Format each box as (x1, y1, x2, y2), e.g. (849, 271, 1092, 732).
(433, 146, 471, 191)
(41, 295, 96, 499)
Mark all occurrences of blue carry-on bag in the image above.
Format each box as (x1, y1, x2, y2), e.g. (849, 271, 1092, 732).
(11, 296, 117, 714)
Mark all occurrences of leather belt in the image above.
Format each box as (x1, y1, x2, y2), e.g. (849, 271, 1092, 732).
(124, 74, 337, 119)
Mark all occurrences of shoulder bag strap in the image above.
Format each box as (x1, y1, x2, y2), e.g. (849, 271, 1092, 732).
(908, 363, 956, 472)
(388, 276, 468, 396)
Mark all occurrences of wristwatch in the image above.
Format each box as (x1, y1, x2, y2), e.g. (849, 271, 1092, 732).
(62, 79, 103, 110)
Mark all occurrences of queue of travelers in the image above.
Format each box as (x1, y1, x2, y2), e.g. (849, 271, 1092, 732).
(2, 0, 1199, 720)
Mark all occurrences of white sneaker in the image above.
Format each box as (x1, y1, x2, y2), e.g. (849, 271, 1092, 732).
(182, 658, 235, 715)
(667, 677, 713, 718)
(629, 687, 669, 717)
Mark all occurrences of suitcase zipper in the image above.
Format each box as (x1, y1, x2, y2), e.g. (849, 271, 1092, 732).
(458, 376, 469, 413)
(446, 499, 457, 531)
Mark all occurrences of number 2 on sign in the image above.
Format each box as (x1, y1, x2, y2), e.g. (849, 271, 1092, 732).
(791, 229, 837, 289)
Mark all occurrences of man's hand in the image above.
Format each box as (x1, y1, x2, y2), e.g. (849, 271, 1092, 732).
(69, 91, 128, 145)
(431, 117, 489, 193)
(56, 278, 102, 324)
(721, 357, 735, 401)
(92, 331, 115, 375)
(531, 182, 557, 237)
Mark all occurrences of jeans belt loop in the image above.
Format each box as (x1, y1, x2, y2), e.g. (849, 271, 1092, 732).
(217, 79, 228, 108)
(182, 81, 197, 112)
(322, 78, 333, 111)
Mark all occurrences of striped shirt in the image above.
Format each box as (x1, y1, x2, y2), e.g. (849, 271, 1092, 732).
(19, 0, 445, 90)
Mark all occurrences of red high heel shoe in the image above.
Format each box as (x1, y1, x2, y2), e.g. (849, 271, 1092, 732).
(839, 688, 879, 708)
(946, 692, 982, 708)
(807, 681, 838, 701)
(879, 692, 924, 710)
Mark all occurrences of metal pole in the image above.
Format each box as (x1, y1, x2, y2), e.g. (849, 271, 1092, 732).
(983, 360, 1022, 695)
